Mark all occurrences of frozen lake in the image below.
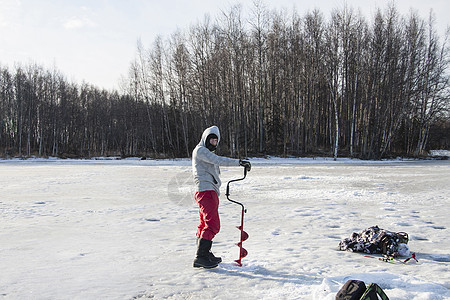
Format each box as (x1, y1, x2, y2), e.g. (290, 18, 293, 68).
(0, 158, 449, 299)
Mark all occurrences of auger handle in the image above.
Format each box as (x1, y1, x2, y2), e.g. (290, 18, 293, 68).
(226, 166, 248, 201)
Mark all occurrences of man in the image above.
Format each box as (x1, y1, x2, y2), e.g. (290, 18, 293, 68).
(192, 125, 251, 268)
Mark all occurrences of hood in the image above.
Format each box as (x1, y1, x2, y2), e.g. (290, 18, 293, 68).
(199, 125, 221, 147)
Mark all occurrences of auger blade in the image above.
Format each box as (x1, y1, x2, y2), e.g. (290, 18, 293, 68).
(234, 247, 248, 266)
(240, 247, 248, 258)
(241, 230, 249, 241)
(237, 226, 249, 241)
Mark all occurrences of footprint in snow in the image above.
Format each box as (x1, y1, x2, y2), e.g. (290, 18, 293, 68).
(327, 235, 341, 239)
(429, 254, 450, 262)
(430, 225, 446, 230)
(383, 201, 396, 204)
(326, 224, 340, 228)
(393, 222, 412, 227)
(145, 218, 160, 222)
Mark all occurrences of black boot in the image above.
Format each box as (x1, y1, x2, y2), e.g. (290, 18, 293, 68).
(197, 237, 222, 264)
(193, 238, 219, 268)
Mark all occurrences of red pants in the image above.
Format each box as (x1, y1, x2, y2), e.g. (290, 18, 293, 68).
(195, 190, 220, 241)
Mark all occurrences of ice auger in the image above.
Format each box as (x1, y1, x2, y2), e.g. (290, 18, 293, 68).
(226, 164, 250, 266)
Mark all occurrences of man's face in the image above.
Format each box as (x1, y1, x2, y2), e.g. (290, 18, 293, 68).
(209, 138, 218, 146)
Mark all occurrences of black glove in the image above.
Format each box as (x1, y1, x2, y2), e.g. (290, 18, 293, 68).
(239, 159, 251, 172)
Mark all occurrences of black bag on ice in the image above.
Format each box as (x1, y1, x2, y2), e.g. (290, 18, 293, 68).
(335, 280, 367, 300)
(360, 283, 389, 300)
(338, 225, 408, 256)
(336, 280, 389, 300)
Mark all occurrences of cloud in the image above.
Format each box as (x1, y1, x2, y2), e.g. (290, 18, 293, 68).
(62, 6, 97, 30)
(0, 0, 21, 28)
(63, 15, 96, 29)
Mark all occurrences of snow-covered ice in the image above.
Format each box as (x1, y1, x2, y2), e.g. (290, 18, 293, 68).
(0, 157, 449, 299)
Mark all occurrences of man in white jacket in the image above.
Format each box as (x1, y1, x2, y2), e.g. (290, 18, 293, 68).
(192, 125, 250, 268)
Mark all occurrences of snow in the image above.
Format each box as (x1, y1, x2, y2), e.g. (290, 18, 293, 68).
(429, 150, 450, 157)
(0, 157, 449, 299)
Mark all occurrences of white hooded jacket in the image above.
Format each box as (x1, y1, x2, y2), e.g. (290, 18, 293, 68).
(192, 126, 240, 195)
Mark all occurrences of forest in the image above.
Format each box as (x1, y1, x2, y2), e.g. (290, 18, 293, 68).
(0, 3, 449, 159)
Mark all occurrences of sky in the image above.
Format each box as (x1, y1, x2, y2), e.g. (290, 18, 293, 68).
(1, 0, 448, 91)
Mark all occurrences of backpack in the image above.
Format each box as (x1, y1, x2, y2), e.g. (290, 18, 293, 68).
(336, 280, 389, 300)
(339, 226, 409, 256)
(379, 231, 409, 256)
(362, 283, 389, 300)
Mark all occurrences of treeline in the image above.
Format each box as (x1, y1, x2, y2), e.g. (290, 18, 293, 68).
(1, 3, 449, 159)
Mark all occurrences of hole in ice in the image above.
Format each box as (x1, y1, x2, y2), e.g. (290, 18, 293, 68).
(34, 201, 46, 205)
(145, 218, 160, 222)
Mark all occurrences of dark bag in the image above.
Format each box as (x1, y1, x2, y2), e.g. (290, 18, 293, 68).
(360, 283, 389, 300)
(336, 280, 367, 300)
(336, 280, 390, 300)
(339, 226, 409, 256)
